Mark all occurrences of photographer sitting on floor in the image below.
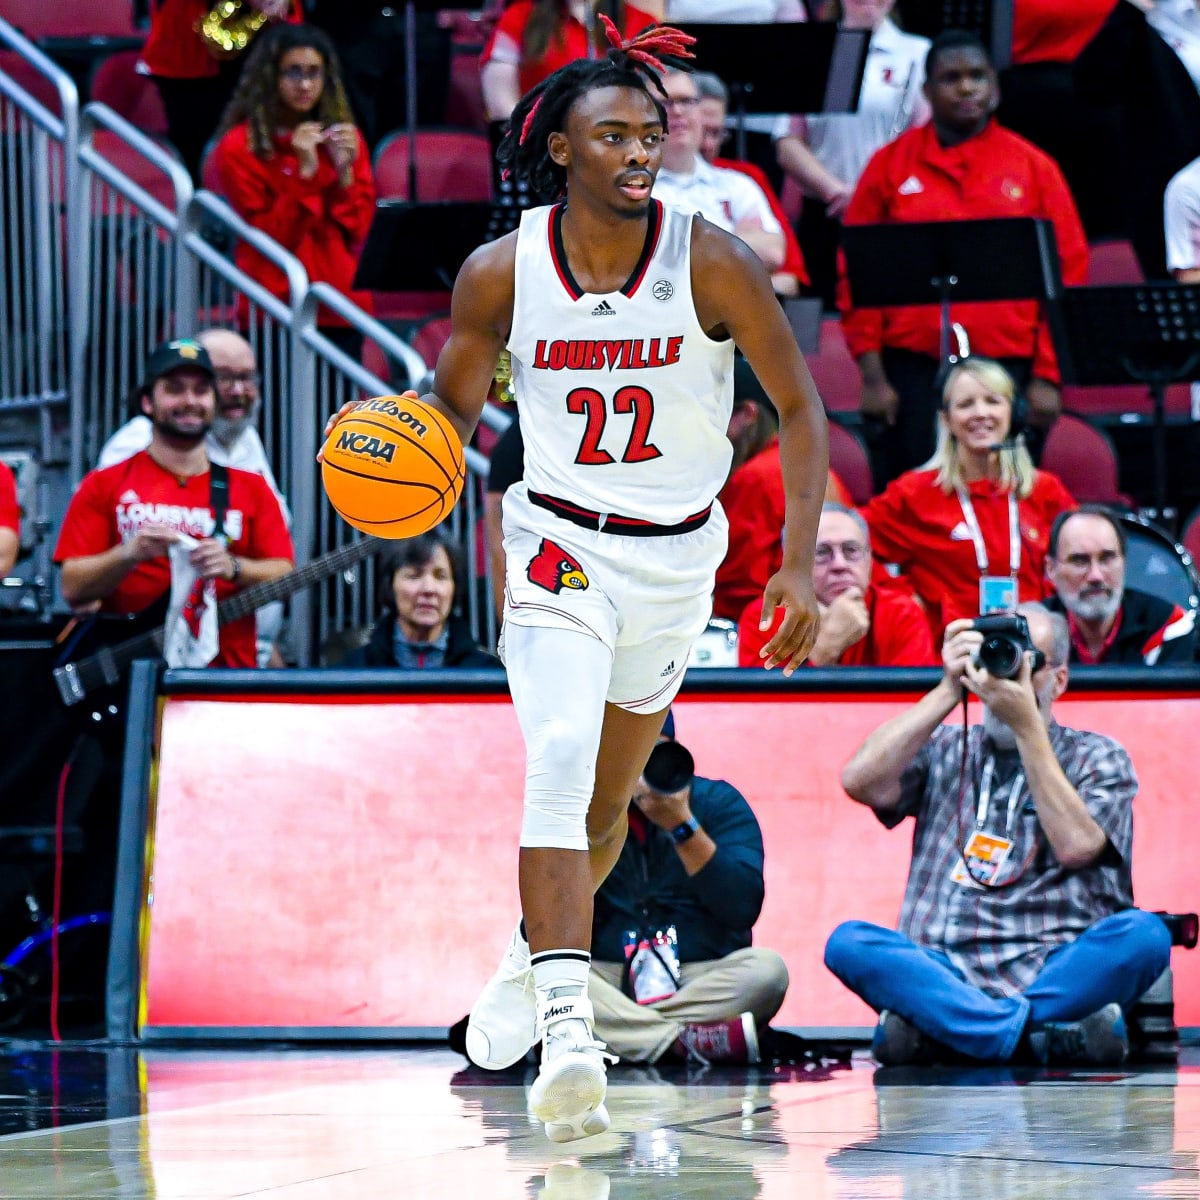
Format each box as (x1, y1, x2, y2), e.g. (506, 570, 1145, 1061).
(825, 602, 1171, 1066)
(587, 711, 790, 1065)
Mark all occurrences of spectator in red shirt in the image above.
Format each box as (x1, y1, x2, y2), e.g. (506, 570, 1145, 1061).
(139, 0, 300, 184)
(714, 356, 850, 621)
(212, 24, 376, 361)
(481, 1, 665, 122)
(838, 30, 1089, 485)
(739, 504, 936, 667)
(861, 357, 1075, 642)
(0, 461, 18, 577)
(53, 339, 294, 669)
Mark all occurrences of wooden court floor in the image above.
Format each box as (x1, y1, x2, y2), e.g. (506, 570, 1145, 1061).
(0, 1043, 1197, 1198)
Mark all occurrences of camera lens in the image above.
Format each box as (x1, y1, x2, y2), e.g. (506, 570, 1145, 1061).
(978, 635, 1023, 680)
(642, 741, 695, 794)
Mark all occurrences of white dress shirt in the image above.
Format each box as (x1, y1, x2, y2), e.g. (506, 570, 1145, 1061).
(653, 156, 782, 240)
(1148, 0, 1200, 93)
(773, 18, 931, 194)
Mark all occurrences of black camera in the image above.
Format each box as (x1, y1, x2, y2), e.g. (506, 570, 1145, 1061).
(642, 740, 695, 794)
(970, 614, 1045, 680)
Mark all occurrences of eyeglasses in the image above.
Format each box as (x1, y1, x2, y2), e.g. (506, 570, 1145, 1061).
(814, 541, 868, 564)
(280, 65, 324, 83)
(216, 370, 260, 390)
(665, 96, 700, 110)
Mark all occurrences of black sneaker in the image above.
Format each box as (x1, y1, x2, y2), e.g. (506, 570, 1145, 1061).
(1028, 1002, 1129, 1066)
(871, 1010, 936, 1066)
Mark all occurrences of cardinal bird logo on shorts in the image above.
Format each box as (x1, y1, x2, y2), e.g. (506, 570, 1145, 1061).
(527, 539, 589, 593)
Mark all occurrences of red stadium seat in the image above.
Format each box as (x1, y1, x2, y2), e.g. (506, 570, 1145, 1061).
(1086, 239, 1144, 286)
(2, 0, 140, 40)
(90, 50, 167, 136)
(808, 317, 860, 414)
(445, 52, 487, 132)
(1061, 382, 1193, 419)
(90, 130, 183, 212)
(0, 51, 63, 115)
(827, 418, 874, 505)
(373, 129, 493, 202)
(1040, 412, 1132, 507)
(1182, 506, 1200, 570)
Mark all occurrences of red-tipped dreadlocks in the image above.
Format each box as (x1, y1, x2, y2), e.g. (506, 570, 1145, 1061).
(500, 21, 697, 201)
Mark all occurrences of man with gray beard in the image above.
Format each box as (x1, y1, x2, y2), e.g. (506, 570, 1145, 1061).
(822, 602, 1171, 1067)
(1044, 506, 1196, 666)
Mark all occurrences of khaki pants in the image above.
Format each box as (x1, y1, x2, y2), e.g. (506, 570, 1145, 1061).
(590, 947, 789, 1063)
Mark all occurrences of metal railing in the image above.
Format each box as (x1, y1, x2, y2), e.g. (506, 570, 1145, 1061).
(0, 48, 508, 661)
(0, 17, 79, 601)
(72, 103, 194, 476)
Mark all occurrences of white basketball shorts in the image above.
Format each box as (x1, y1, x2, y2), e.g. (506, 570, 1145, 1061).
(500, 482, 728, 713)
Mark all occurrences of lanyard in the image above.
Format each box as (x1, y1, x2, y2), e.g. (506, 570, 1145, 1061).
(975, 757, 1026, 838)
(956, 488, 1021, 577)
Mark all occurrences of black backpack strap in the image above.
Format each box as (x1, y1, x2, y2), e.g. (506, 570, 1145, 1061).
(209, 461, 230, 541)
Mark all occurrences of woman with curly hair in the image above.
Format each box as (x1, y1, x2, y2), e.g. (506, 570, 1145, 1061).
(480, 0, 666, 121)
(212, 23, 375, 357)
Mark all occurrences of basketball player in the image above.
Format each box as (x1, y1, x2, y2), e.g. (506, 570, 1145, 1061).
(324, 20, 827, 1142)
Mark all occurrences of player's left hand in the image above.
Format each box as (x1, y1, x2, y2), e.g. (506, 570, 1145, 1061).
(758, 567, 821, 676)
(316, 390, 420, 462)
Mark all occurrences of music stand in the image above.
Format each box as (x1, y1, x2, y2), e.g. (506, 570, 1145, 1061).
(841, 218, 1062, 365)
(894, 0, 1015, 69)
(1054, 284, 1200, 518)
(675, 23, 869, 161)
(353, 202, 520, 292)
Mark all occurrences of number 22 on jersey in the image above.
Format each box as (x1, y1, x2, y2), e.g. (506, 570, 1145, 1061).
(567, 386, 661, 466)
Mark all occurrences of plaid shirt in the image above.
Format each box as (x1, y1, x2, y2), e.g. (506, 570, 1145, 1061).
(882, 720, 1136, 997)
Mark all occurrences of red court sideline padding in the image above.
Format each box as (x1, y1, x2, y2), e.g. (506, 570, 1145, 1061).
(127, 684, 1200, 1038)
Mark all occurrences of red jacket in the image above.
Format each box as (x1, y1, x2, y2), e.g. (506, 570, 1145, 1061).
(739, 583, 936, 667)
(1012, 0, 1117, 65)
(837, 121, 1088, 382)
(0, 462, 17, 535)
(861, 466, 1075, 640)
(481, 2, 659, 97)
(140, 0, 302, 81)
(713, 439, 850, 621)
(712, 156, 810, 286)
(213, 122, 376, 324)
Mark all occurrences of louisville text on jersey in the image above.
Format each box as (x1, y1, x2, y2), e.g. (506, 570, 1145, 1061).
(532, 336, 684, 372)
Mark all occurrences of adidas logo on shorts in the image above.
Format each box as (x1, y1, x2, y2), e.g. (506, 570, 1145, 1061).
(591, 300, 616, 317)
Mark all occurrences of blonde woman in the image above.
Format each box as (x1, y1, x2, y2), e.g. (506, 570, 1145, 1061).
(861, 358, 1075, 640)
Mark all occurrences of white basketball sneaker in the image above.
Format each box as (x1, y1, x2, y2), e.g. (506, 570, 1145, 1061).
(528, 993, 617, 1143)
(465, 925, 538, 1070)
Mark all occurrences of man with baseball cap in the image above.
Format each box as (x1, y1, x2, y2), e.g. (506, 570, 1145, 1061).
(54, 337, 294, 668)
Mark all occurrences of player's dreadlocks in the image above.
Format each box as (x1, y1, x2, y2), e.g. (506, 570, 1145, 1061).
(498, 18, 696, 204)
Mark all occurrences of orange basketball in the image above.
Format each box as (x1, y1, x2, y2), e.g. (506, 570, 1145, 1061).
(321, 395, 466, 537)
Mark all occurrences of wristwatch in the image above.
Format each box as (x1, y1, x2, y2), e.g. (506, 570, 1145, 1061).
(670, 816, 701, 845)
(229, 555, 243, 583)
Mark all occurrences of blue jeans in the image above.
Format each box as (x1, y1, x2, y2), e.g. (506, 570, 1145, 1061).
(824, 910, 1172, 1061)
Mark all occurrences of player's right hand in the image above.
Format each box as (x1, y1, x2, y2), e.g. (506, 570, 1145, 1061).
(942, 618, 984, 687)
(317, 390, 421, 462)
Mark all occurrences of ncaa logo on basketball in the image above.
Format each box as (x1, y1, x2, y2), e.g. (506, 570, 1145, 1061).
(335, 430, 397, 464)
(360, 398, 429, 438)
(652, 279, 674, 302)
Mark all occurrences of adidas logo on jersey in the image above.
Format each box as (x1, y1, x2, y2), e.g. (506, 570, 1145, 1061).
(898, 175, 924, 195)
(660, 660, 676, 677)
(591, 300, 616, 317)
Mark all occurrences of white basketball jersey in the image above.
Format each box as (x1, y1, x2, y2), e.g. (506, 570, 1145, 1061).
(508, 199, 735, 524)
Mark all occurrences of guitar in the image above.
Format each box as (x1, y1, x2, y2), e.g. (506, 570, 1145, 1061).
(52, 536, 383, 707)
